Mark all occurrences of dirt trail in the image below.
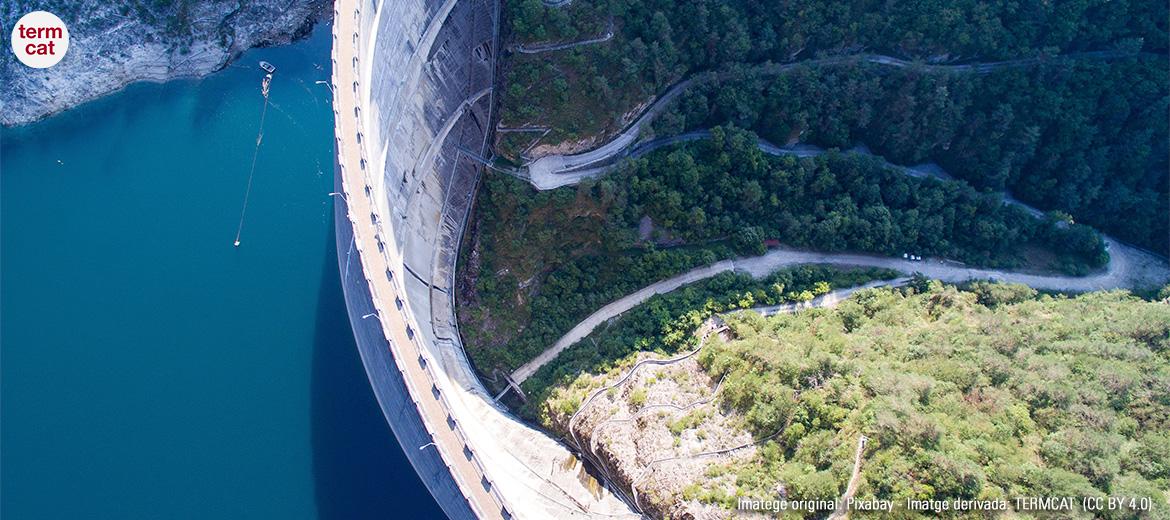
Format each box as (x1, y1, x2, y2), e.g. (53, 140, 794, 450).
(515, 19, 614, 54)
(828, 435, 870, 520)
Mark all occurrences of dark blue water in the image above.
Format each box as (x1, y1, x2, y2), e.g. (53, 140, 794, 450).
(1, 23, 443, 519)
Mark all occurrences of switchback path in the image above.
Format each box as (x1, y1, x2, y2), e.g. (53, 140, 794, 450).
(515, 19, 614, 54)
(525, 50, 1149, 188)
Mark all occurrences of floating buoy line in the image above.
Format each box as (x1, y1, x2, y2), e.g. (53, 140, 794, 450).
(234, 61, 276, 247)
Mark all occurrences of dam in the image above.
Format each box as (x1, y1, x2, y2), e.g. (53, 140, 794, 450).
(329, 0, 640, 517)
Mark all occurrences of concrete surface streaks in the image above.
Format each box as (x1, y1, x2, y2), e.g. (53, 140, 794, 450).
(333, 0, 640, 517)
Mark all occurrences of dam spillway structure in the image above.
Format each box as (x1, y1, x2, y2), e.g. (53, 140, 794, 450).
(328, 0, 640, 517)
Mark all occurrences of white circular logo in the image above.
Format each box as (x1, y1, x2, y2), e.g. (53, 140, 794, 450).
(11, 11, 69, 68)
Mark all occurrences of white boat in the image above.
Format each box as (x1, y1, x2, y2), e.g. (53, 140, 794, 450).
(259, 61, 275, 73)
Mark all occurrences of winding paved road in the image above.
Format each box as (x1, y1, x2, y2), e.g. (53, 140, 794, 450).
(526, 51, 1148, 189)
(511, 120, 1170, 385)
(529, 129, 837, 190)
(512, 236, 1169, 384)
(511, 45, 1168, 394)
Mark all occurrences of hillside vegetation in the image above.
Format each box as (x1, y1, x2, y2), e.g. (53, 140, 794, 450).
(500, 0, 1167, 145)
(655, 59, 1169, 255)
(543, 282, 1170, 518)
(616, 126, 1107, 271)
(704, 284, 1170, 515)
(498, 0, 1168, 256)
(526, 265, 900, 419)
(459, 130, 1100, 388)
(457, 175, 736, 380)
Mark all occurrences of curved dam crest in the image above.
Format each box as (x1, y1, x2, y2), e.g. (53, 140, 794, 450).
(330, 0, 640, 517)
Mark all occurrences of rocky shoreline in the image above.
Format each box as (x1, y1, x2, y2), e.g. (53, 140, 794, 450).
(1, 0, 330, 126)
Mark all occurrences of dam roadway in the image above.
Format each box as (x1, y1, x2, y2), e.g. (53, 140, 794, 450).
(331, 2, 507, 518)
(330, 0, 639, 518)
(330, 1, 1169, 515)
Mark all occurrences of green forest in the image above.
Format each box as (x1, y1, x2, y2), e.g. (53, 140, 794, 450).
(684, 284, 1170, 516)
(653, 59, 1169, 255)
(498, 0, 1168, 257)
(526, 265, 900, 420)
(613, 126, 1108, 271)
(458, 174, 736, 379)
(461, 127, 1109, 391)
(500, 0, 1167, 142)
(507, 0, 1166, 58)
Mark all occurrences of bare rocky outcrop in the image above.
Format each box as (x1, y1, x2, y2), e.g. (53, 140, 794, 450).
(1, 0, 329, 126)
(546, 353, 755, 519)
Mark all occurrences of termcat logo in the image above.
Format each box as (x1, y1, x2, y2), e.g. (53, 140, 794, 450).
(11, 11, 69, 68)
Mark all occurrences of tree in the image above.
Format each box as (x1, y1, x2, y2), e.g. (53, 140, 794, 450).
(733, 226, 766, 256)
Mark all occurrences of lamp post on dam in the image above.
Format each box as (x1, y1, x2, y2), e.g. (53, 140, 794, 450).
(330, 0, 641, 518)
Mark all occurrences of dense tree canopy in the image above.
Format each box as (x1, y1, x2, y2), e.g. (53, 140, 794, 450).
(460, 128, 1107, 393)
(526, 265, 899, 419)
(500, 2, 1167, 256)
(691, 284, 1170, 514)
(508, 0, 1167, 59)
(614, 126, 1107, 270)
(500, 0, 1168, 142)
(654, 60, 1169, 254)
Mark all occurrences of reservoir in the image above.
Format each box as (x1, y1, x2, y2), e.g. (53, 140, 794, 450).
(1, 23, 443, 519)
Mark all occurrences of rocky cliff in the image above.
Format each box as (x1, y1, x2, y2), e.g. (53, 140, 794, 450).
(544, 349, 753, 519)
(1, 0, 329, 126)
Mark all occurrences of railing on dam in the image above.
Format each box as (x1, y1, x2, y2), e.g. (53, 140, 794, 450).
(330, 2, 514, 518)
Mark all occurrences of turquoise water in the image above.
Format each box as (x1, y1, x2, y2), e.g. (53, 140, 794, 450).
(1, 24, 442, 519)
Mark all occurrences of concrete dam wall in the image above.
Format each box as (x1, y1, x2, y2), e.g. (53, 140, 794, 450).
(331, 0, 639, 517)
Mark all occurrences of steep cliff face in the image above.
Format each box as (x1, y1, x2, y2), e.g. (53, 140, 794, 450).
(1, 0, 329, 126)
(545, 352, 753, 520)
